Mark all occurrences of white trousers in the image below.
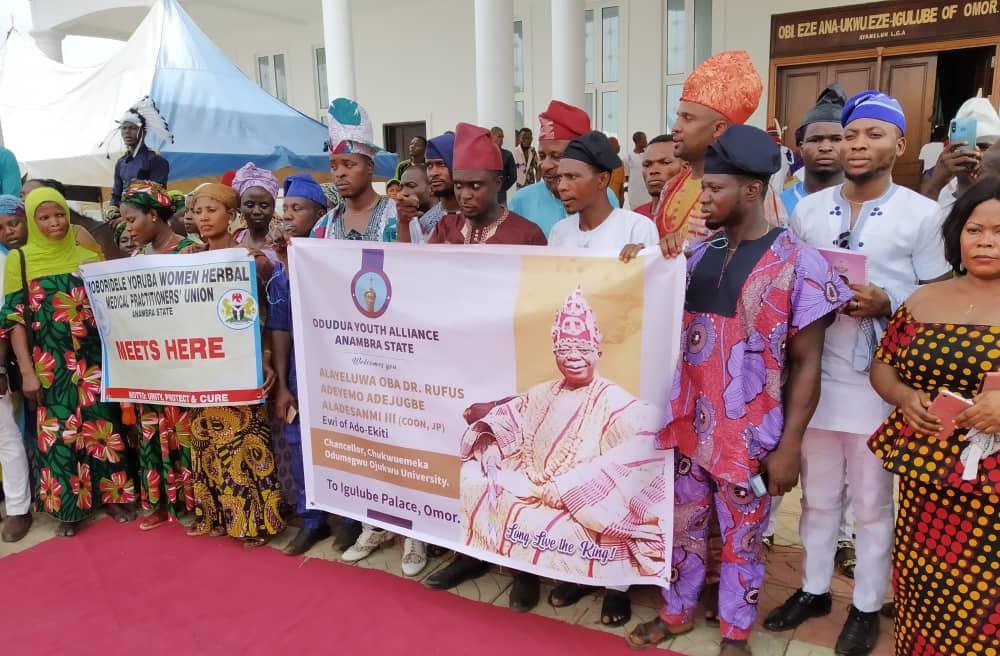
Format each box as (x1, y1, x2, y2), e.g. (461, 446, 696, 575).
(799, 428, 893, 613)
(765, 488, 854, 542)
(0, 393, 30, 516)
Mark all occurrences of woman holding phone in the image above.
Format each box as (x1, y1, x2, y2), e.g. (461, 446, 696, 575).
(868, 175, 1000, 656)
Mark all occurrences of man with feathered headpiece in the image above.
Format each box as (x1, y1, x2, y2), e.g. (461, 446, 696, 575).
(108, 96, 173, 220)
(457, 287, 665, 583)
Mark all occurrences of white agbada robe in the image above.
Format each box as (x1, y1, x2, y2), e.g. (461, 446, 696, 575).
(789, 181, 950, 612)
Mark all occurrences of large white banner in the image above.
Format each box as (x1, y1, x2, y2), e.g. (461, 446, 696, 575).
(290, 240, 684, 586)
(82, 248, 264, 406)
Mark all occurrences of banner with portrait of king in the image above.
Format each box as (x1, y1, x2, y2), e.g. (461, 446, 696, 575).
(290, 240, 684, 586)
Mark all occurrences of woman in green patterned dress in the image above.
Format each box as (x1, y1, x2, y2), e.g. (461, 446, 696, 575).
(185, 183, 284, 547)
(2, 187, 133, 537)
(119, 180, 197, 530)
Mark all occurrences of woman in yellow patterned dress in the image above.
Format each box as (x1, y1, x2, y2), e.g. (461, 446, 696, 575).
(184, 183, 284, 547)
(868, 177, 1000, 656)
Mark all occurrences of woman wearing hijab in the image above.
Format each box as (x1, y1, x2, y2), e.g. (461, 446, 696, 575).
(231, 163, 279, 251)
(185, 183, 284, 547)
(119, 180, 198, 530)
(1, 187, 133, 537)
(22, 178, 110, 259)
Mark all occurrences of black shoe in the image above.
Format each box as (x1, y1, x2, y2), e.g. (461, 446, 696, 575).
(424, 556, 489, 590)
(835, 605, 880, 656)
(762, 589, 832, 631)
(427, 544, 449, 558)
(509, 573, 540, 612)
(600, 588, 631, 626)
(879, 602, 894, 619)
(284, 525, 331, 556)
(332, 520, 362, 551)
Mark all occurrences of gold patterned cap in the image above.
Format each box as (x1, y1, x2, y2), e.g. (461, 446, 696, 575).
(681, 51, 762, 125)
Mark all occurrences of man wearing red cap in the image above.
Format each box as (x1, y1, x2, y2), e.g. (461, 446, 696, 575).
(508, 101, 618, 237)
(424, 123, 545, 611)
(429, 123, 545, 245)
(657, 51, 762, 241)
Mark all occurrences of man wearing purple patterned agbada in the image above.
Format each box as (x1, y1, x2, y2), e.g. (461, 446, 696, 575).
(627, 125, 851, 656)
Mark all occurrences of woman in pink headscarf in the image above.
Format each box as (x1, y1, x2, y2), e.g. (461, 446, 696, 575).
(231, 162, 279, 251)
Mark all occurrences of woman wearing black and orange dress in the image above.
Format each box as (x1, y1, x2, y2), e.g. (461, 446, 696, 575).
(184, 183, 284, 547)
(869, 176, 1000, 656)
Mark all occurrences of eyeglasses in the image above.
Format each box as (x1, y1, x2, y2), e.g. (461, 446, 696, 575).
(554, 345, 598, 358)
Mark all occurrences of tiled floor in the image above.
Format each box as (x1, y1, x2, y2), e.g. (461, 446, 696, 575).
(0, 485, 894, 656)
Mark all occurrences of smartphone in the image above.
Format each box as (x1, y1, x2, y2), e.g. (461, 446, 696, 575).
(928, 389, 973, 439)
(980, 372, 1000, 393)
(750, 471, 770, 497)
(949, 117, 978, 155)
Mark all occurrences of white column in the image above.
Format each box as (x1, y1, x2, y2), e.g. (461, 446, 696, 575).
(474, 0, 515, 133)
(551, 0, 585, 109)
(29, 29, 64, 63)
(321, 0, 356, 101)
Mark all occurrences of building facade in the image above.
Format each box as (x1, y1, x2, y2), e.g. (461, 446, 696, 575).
(25, 0, 1000, 178)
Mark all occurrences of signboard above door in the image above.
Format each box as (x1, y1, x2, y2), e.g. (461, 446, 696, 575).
(770, 0, 1000, 58)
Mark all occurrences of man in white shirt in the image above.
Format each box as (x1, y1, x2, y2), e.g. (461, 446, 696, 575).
(766, 91, 951, 656)
(626, 131, 650, 210)
(542, 130, 658, 628)
(550, 131, 659, 252)
(0, 195, 32, 543)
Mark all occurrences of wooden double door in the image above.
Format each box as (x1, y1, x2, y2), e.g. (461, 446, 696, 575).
(775, 55, 937, 190)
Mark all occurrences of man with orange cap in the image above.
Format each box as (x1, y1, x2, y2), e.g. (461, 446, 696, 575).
(424, 122, 546, 612)
(657, 51, 763, 241)
(508, 100, 619, 237)
(429, 123, 546, 245)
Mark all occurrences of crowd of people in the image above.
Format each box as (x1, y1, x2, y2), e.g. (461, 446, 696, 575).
(0, 48, 999, 656)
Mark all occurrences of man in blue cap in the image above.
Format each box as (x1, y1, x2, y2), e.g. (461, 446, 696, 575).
(425, 132, 459, 217)
(768, 91, 951, 656)
(628, 125, 849, 655)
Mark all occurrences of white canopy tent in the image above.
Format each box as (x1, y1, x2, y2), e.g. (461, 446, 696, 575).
(0, 0, 335, 191)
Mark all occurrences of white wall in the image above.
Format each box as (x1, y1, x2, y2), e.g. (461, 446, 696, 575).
(351, 0, 477, 143)
(625, 0, 666, 138)
(515, 0, 551, 141)
(715, 0, 887, 127)
(180, 3, 325, 125)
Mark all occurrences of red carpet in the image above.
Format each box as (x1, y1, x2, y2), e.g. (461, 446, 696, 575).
(0, 519, 684, 655)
